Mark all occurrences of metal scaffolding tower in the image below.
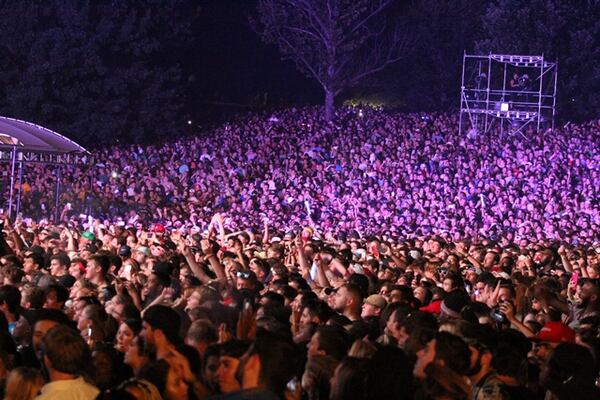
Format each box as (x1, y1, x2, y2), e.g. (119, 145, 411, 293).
(459, 53, 558, 138)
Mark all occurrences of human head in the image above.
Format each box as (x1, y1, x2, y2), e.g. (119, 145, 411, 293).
(115, 319, 142, 353)
(138, 359, 188, 400)
(44, 284, 69, 310)
(237, 329, 299, 397)
(49, 253, 70, 276)
(330, 357, 368, 400)
(32, 309, 72, 356)
(300, 299, 331, 327)
(21, 285, 46, 310)
(185, 319, 218, 357)
(361, 294, 387, 318)
(541, 342, 599, 399)
(141, 273, 166, 302)
(42, 325, 92, 377)
(202, 344, 221, 393)
(23, 253, 44, 276)
(4, 367, 44, 400)
(85, 254, 110, 282)
(215, 340, 250, 393)
(307, 325, 350, 361)
(413, 331, 471, 379)
(332, 284, 363, 316)
(141, 305, 181, 350)
(235, 270, 258, 292)
(0, 285, 21, 316)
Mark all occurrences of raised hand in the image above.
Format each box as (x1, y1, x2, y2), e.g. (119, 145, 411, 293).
(236, 303, 257, 341)
(218, 323, 232, 343)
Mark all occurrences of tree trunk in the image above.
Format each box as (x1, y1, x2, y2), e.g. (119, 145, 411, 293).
(324, 88, 335, 121)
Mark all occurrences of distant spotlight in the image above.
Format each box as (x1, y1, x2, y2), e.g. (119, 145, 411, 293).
(111, 171, 118, 178)
(358, 109, 364, 117)
(500, 103, 509, 112)
(187, 120, 192, 125)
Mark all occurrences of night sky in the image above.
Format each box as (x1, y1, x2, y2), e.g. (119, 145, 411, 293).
(188, 0, 321, 113)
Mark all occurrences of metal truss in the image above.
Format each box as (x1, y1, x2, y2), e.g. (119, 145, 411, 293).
(0, 148, 93, 166)
(459, 52, 558, 138)
(0, 146, 94, 221)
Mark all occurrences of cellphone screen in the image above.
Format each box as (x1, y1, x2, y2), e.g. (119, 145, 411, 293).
(570, 272, 579, 286)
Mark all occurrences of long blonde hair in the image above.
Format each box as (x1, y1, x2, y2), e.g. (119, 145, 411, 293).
(4, 367, 44, 400)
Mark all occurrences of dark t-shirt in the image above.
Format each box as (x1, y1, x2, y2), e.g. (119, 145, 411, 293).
(501, 385, 540, 400)
(57, 274, 76, 288)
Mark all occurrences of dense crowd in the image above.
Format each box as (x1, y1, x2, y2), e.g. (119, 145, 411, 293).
(5, 107, 600, 244)
(0, 108, 597, 400)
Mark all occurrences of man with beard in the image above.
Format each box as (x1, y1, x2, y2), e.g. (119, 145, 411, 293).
(570, 278, 600, 328)
(413, 331, 471, 389)
(464, 328, 508, 400)
(141, 305, 181, 359)
(331, 284, 363, 322)
(532, 248, 554, 273)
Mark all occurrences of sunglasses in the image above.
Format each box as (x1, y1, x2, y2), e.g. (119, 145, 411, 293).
(236, 271, 252, 280)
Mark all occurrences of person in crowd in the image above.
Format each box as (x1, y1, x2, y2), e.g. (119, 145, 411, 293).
(4, 367, 44, 400)
(36, 325, 99, 399)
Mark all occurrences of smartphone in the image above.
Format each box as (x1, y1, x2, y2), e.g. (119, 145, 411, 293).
(570, 272, 579, 286)
(286, 377, 299, 392)
(370, 243, 380, 258)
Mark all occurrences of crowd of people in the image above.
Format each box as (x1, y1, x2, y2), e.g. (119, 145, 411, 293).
(5, 107, 600, 244)
(0, 107, 597, 399)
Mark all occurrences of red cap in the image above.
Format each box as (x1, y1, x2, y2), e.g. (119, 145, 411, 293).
(420, 299, 442, 314)
(536, 321, 576, 343)
(153, 223, 166, 233)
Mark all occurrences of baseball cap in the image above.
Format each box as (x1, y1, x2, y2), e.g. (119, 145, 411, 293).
(364, 294, 387, 310)
(118, 245, 132, 258)
(82, 231, 95, 241)
(536, 321, 575, 343)
(153, 223, 166, 234)
(136, 246, 151, 257)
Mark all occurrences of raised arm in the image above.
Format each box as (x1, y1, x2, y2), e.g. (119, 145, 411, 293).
(182, 245, 212, 285)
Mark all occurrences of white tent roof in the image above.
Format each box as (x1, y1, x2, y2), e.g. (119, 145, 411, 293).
(0, 116, 88, 154)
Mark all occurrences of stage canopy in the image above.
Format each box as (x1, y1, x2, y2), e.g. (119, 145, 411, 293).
(0, 116, 88, 155)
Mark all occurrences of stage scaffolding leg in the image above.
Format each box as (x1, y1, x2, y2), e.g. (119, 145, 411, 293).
(7, 146, 17, 219)
(54, 167, 61, 223)
(552, 62, 558, 131)
(15, 161, 23, 217)
(459, 51, 466, 135)
(538, 55, 544, 132)
(485, 54, 492, 133)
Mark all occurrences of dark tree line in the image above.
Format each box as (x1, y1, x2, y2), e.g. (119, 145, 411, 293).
(475, 0, 600, 121)
(0, 0, 598, 145)
(0, 0, 198, 144)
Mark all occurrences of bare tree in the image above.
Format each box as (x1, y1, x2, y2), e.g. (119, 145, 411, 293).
(256, 0, 409, 121)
